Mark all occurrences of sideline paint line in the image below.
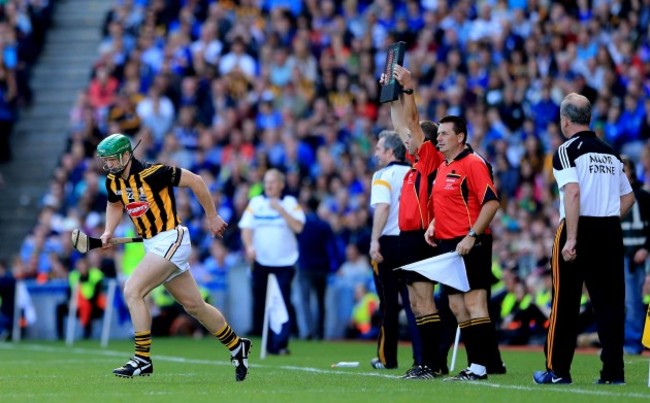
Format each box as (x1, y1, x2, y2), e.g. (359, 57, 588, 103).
(2, 343, 649, 399)
(0, 343, 399, 379)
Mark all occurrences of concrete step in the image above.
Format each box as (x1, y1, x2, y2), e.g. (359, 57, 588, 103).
(39, 53, 98, 65)
(32, 64, 91, 76)
(0, 184, 52, 200)
(2, 165, 56, 182)
(15, 117, 71, 132)
(27, 91, 80, 106)
(13, 129, 70, 140)
(53, 5, 108, 17)
(9, 147, 64, 158)
(51, 2, 107, 20)
(46, 29, 101, 44)
(11, 146, 68, 161)
(51, 19, 105, 30)
(25, 77, 86, 91)
(15, 129, 69, 139)
(19, 106, 73, 119)
(3, 143, 65, 159)
(0, 223, 39, 242)
(9, 138, 67, 152)
(44, 41, 101, 54)
(0, 193, 46, 210)
(2, 168, 54, 184)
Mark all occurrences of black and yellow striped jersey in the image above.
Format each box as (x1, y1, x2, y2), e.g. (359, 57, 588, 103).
(105, 159, 182, 239)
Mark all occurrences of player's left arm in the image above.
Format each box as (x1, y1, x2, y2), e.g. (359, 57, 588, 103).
(456, 197, 499, 256)
(468, 157, 500, 235)
(178, 168, 227, 237)
(472, 200, 500, 236)
(619, 165, 635, 218)
(620, 192, 635, 218)
(456, 158, 499, 255)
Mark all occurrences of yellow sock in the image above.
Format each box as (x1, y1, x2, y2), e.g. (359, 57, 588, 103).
(214, 323, 241, 351)
(134, 331, 151, 360)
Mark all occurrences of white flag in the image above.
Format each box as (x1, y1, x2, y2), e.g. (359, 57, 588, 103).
(16, 281, 37, 325)
(266, 273, 289, 334)
(398, 251, 470, 292)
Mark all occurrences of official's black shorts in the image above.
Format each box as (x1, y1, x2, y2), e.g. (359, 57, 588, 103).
(436, 234, 494, 294)
(400, 229, 439, 284)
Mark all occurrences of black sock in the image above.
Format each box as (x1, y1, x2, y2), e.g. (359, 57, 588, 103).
(469, 317, 499, 368)
(416, 313, 442, 370)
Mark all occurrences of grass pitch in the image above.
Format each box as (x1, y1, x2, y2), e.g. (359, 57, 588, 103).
(1, 338, 649, 403)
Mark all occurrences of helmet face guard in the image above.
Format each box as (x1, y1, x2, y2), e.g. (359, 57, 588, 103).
(99, 153, 130, 174)
(97, 134, 133, 174)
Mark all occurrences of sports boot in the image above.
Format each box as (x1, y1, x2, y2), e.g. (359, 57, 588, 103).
(231, 338, 252, 381)
(113, 356, 153, 378)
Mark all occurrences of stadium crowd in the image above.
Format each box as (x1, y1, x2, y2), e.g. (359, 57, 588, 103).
(0, 0, 53, 167)
(3, 0, 650, 347)
(0, 0, 55, 339)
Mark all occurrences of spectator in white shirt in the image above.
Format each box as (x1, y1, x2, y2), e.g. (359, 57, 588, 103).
(136, 86, 175, 145)
(219, 36, 257, 79)
(239, 169, 305, 354)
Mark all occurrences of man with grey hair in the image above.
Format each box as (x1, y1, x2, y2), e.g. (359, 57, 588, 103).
(369, 129, 417, 371)
(534, 93, 635, 385)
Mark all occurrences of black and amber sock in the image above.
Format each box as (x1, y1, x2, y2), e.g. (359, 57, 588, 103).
(134, 331, 152, 361)
(214, 323, 241, 355)
(416, 313, 442, 370)
(470, 316, 498, 368)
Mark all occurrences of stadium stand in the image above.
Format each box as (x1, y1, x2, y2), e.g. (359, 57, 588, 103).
(3, 0, 650, 344)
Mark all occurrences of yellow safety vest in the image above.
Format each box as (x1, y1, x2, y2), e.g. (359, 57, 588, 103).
(69, 267, 104, 300)
(500, 293, 532, 319)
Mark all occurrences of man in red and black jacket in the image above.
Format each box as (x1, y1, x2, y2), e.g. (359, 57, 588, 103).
(425, 115, 502, 381)
(390, 65, 447, 379)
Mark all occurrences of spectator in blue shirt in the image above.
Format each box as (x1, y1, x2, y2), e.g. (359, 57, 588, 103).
(296, 197, 339, 340)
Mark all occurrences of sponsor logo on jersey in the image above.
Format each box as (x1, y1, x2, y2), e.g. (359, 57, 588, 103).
(126, 201, 150, 217)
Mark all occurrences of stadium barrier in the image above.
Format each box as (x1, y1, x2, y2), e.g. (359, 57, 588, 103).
(10, 262, 252, 344)
(12, 279, 132, 343)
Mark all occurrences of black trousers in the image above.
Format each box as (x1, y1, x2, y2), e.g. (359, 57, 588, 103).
(297, 269, 327, 339)
(251, 263, 296, 353)
(373, 235, 422, 368)
(544, 217, 625, 380)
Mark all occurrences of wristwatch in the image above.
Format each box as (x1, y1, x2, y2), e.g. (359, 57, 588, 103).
(402, 88, 414, 95)
(468, 229, 478, 238)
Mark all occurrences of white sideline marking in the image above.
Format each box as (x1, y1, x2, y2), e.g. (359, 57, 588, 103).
(2, 343, 649, 399)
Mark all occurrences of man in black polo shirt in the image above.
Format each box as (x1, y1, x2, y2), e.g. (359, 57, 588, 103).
(533, 93, 635, 385)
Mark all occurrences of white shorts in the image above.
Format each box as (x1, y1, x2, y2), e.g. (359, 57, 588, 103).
(143, 225, 191, 282)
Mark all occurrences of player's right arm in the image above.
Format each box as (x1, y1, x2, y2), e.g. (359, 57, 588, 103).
(561, 182, 579, 262)
(424, 218, 437, 247)
(101, 201, 124, 245)
(391, 96, 409, 142)
(381, 72, 409, 144)
(393, 65, 424, 150)
(553, 145, 580, 262)
(370, 203, 389, 263)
